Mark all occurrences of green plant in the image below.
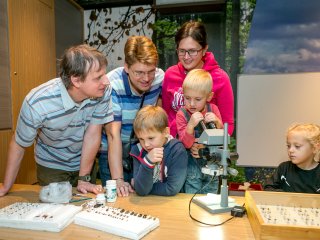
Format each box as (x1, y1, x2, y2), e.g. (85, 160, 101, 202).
(227, 160, 246, 183)
(150, 19, 180, 55)
(227, 136, 246, 183)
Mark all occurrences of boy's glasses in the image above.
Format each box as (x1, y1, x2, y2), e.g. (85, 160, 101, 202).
(131, 68, 157, 78)
(176, 48, 203, 57)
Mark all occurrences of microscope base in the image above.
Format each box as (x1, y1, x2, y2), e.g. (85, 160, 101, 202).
(192, 194, 236, 214)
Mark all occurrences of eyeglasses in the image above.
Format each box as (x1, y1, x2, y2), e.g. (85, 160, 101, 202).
(131, 68, 157, 78)
(176, 48, 203, 57)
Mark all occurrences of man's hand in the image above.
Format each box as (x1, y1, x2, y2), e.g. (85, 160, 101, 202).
(0, 184, 10, 197)
(115, 178, 134, 197)
(77, 180, 104, 195)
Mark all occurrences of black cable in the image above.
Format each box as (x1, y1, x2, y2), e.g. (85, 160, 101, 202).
(188, 173, 235, 226)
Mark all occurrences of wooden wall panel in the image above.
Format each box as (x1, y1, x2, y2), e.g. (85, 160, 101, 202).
(0, 131, 13, 182)
(0, 0, 12, 130)
(0, 0, 56, 184)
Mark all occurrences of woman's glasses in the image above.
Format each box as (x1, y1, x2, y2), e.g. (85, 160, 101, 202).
(176, 48, 203, 57)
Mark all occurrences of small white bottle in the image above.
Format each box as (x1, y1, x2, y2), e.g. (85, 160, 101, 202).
(106, 180, 117, 202)
(96, 193, 106, 206)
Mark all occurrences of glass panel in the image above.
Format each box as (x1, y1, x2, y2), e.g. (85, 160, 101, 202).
(154, 12, 226, 71)
(244, 0, 320, 74)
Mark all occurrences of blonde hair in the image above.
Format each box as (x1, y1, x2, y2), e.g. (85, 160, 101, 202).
(287, 123, 320, 161)
(124, 36, 158, 67)
(183, 69, 212, 95)
(133, 106, 168, 134)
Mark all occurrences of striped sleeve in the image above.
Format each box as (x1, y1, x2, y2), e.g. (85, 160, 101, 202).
(15, 98, 42, 147)
(90, 85, 114, 125)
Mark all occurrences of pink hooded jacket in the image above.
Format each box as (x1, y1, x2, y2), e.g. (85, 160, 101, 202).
(162, 52, 234, 136)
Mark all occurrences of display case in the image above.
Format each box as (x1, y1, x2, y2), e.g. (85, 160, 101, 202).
(245, 191, 320, 240)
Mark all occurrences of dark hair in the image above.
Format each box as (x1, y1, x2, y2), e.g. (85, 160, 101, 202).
(175, 21, 207, 49)
(59, 44, 107, 89)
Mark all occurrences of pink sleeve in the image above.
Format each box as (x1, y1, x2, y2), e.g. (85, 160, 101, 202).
(169, 119, 178, 138)
(210, 104, 223, 124)
(176, 110, 195, 149)
(162, 65, 185, 136)
(213, 71, 234, 135)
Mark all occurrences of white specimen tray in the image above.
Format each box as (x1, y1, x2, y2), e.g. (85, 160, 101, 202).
(0, 202, 82, 232)
(74, 203, 159, 240)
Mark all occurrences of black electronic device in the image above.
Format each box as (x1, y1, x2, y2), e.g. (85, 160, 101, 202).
(231, 206, 246, 217)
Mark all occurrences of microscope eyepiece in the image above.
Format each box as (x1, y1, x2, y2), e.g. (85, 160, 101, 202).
(207, 122, 216, 129)
(200, 120, 216, 130)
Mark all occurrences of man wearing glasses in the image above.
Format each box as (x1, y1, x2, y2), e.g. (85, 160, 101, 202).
(99, 36, 164, 197)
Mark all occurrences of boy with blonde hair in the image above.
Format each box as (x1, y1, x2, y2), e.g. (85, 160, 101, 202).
(176, 69, 223, 194)
(131, 105, 188, 196)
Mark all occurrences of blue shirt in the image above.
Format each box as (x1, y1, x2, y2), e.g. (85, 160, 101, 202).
(100, 67, 164, 151)
(131, 137, 188, 196)
(15, 78, 113, 171)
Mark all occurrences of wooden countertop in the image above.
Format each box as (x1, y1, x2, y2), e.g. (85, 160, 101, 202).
(0, 184, 255, 240)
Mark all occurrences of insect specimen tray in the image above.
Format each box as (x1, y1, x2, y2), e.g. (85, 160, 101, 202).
(0, 202, 82, 232)
(74, 202, 160, 240)
(245, 191, 320, 240)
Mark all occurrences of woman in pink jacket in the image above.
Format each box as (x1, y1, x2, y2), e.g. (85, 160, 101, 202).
(162, 21, 234, 137)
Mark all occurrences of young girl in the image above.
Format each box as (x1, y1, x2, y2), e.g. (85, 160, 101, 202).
(264, 123, 320, 194)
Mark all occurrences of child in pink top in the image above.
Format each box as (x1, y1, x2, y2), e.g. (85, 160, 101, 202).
(162, 21, 234, 137)
(176, 69, 222, 193)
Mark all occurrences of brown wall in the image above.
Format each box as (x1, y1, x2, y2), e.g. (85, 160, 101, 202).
(0, 0, 12, 130)
(0, 0, 56, 184)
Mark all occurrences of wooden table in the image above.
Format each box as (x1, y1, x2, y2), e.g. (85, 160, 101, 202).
(0, 184, 255, 240)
